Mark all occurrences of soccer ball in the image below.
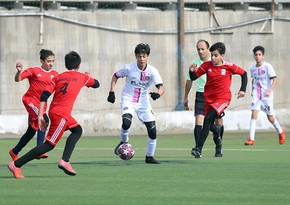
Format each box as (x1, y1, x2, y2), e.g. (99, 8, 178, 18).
(117, 143, 135, 160)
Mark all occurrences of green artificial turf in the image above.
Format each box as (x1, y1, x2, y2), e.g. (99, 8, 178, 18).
(0, 131, 289, 205)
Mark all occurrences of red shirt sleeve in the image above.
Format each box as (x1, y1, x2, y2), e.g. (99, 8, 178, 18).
(229, 63, 245, 75)
(195, 62, 208, 77)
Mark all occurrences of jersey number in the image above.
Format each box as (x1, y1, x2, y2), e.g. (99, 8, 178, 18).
(60, 83, 68, 95)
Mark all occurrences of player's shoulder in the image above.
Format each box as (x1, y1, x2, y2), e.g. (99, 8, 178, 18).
(146, 63, 157, 70)
(25, 66, 40, 71)
(50, 69, 59, 75)
(264, 62, 274, 68)
(122, 62, 136, 71)
(223, 61, 234, 66)
(200, 60, 212, 67)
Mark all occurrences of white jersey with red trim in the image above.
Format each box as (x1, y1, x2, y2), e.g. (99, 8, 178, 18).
(115, 62, 163, 108)
(250, 62, 276, 101)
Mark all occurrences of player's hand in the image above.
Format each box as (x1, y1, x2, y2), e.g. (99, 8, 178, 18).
(107, 91, 115, 103)
(38, 115, 47, 132)
(189, 63, 197, 72)
(16, 61, 23, 72)
(149, 92, 160, 100)
(265, 90, 271, 98)
(236, 91, 245, 99)
(183, 99, 189, 110)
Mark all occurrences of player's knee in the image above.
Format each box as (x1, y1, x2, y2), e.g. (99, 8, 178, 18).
(71, 125, 83, 136)
(44, 141, 55, 152)
(145, 121, 156, 139)
(122, 113, 132, 130)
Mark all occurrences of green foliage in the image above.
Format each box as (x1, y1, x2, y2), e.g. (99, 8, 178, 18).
(0, 132, 289, 205)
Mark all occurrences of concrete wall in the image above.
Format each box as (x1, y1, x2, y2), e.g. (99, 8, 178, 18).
(0, 9, 289, 135)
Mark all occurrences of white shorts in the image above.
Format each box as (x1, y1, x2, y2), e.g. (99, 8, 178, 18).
(251, 98, 275, 115)
(121, 101, 155, 123)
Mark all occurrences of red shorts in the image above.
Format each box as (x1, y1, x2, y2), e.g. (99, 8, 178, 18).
(46, 113, 79, 146)
(22, 98, 47, 131)
(205, 99, 230, 116)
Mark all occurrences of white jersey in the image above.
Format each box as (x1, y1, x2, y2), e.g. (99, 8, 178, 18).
(250, 62, 276, 101)
(115, 62, 163, 109)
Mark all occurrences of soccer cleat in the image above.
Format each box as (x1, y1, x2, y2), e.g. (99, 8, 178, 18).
(145, 156, 161, 164)
(244, 138, 255, 145)
(9, 149, 18, 161)
(114, 141, 127, 155)
(279, 129, 285, 145)
(8, 161, 24, 179)
(58, 159, 76, 176)
(35, 153, 49, 160)
(215, 145, 223, 157)
(191, 147, 202, 158)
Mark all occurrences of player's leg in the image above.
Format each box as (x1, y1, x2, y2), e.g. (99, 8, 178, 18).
(114, 113, 133, 155)
(246, 110, 258, 145)
(35, 114, 50, 159)
(144, 121, 160, 164)
(194, 92, 205, 145)
(212, 117, 224, 157)
(8, 141, 54, 178)
(268, 114, 285, 144)
(121, 113, 132, 143)
(62, 125, 83, 162)
(192, 108, 217, 158)
(9, 125, 36, 160)
(58, 125, 82, 176)
(37, 113, 49, 146)
(264, 100, 285, 144)
(137, 107, 160, 164)
(245, 98, 261, 145)
(47, 116, 80, 176)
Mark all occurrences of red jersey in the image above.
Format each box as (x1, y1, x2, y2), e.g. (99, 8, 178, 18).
(21, 66, 58, 103)
(45, 70, 96, 119)
(196, 61, 245, 102)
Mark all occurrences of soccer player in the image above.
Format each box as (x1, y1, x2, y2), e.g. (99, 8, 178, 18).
(244, 46, 285, 145)
(183, 39, 224, 157)
(107, 43, 164, 164)
(8, 51, 100, 178)
(9, 49, 58, 161)
(189, 42, 248, 158)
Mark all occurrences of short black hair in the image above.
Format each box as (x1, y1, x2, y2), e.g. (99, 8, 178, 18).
(210, 42, 226, 55)
(134, 43, 150, 55)
(253, 46, 265, 55)
(39, 49, 54, 61)
(65, 51, 81, 70)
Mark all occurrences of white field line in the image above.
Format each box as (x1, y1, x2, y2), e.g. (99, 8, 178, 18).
(50, 147, 290, 152)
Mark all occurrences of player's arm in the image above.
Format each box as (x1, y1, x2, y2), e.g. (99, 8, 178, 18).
(150, 84, 164, 101)
(188, 63, 201, 81)
(237, 71, 248, 99)
(38, 90, 52, 131)
(107, 73, 119, 103)
(183, 80, 192, 109)
(14, 61, 23, 82)
(265, 76, 277, 97)
(85, 72, 100, 88)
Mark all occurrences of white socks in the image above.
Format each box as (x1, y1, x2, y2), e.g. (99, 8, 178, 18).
(272, 119, 283, 134)
(249, 119, 256, 140)
(120, 128, 129, 142)
(146, 137, 156, 157)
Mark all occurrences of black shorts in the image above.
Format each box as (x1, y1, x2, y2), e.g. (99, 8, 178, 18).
(194, 91, 205, 116)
